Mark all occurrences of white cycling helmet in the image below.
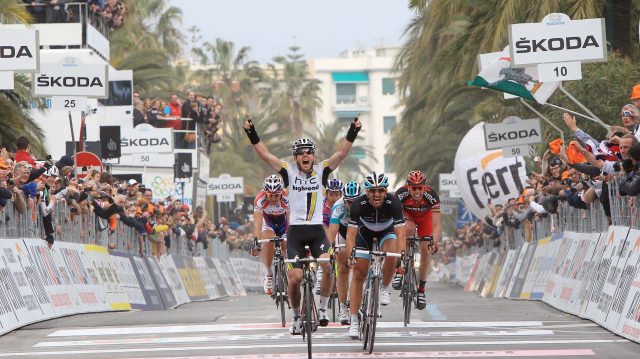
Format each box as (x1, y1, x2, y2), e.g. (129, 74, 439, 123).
(363, 171, 389, 189)
(263, 174, 283, 193)
(291, 138, 316, 154)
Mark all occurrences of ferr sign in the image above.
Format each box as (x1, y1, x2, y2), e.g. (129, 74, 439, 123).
(508, 13, 607, 67)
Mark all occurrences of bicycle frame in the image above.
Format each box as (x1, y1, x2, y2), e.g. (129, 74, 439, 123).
(257, 236, 289, 327)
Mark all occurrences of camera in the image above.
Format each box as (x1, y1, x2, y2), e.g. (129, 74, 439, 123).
(86, 106, 97, 115)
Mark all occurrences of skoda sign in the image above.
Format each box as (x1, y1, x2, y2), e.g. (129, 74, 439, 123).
(508, 13, 606, 66)
(121, 124, 173, 154)
(0, 28, 40, 72)
(484, 116, 541, 150)
(207, 175, 244, 195)
(32, 59, 108, 98)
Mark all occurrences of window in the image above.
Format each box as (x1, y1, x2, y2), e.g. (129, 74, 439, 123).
(383, 116, 396, 134)
(336, 83, 356, 104)
(382, 78, 395, 95)
(384, 154, 392, 172)
(351, 148, 366, 160)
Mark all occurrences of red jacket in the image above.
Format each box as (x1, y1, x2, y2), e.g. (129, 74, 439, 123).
(14, 150, 35, 166)
(166, 102, 183, 130)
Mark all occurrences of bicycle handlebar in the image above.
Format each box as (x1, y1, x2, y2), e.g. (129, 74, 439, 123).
(284, 256, 332, 264)
(407, 236, 433, 242)
(257, 237, 287, 244)
(354, 249, 401, 258)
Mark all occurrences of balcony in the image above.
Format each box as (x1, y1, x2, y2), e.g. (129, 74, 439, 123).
(4, 2, 110, 61)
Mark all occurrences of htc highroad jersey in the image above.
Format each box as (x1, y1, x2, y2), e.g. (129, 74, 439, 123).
(278, 160, 332, 225)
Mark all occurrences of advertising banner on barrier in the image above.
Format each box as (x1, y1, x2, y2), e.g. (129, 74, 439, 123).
(616, 228, 640, 342)
(531, 233, 562, 300)
(505, 242, 529, 297)
(463, 255, 482, 291)
(211, 258, 246, 296)
(157, 256, 190, 305)
(494, 249, 517, 298)
(205, 257, 228, 297)
(130, 256, 165, 310)
(172, 255, 209, 301)
(0, 239, 48, 335)
(481, 251, 506, 298)
(572, 232, 607, 317)
(24, 240, 79, 316)
(456, 253, 478, 285)
(192, 257, 221, 300)
(543, 233, 573, 307)
(472, 251, 497, 293)
(84, 245, 130, 310)
(604, 228, 639, 331)
(56, 242, 110, 313)
(584, 226, 630, 326)
(520, 236, 552, 299)
(145, 258, 178, 309)
(508, 242, 537, 299)
(108, 252, 147, 309)
(230, 258, 265, 293)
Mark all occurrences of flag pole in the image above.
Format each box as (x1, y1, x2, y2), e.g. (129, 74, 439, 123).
(558, 84, 610, 131)
(519, 98, 564, 145)
(543, 102, 610, 131)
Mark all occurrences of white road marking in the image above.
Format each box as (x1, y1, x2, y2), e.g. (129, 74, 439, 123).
(47, 321, 545, 337)
(34, 330, 555, 347)
(0, 339, 627, 357)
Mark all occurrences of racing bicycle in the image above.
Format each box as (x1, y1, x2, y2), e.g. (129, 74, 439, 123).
(255, 236, 289, 327)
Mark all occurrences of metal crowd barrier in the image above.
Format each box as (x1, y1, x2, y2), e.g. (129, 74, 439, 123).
(608, 174, 640, 229)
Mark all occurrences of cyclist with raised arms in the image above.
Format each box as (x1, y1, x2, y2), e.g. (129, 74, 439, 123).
(393, 170, 441, 310)
(316, 178, 344, 294)
(251, 174, 290, 295)
(327, 181, 362, 325)
(346, 171, 405, 339)
(243, 116, 361, 335)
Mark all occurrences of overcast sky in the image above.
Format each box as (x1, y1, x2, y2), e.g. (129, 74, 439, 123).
(171, 0, 414, 63)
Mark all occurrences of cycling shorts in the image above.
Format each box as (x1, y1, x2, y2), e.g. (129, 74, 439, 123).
(287, 224, 331, 269)
(262, 217, 288, 237)
(404, 212, 433, 238)
(354, 225, 397, 261)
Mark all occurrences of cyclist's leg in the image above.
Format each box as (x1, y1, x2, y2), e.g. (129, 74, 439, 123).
(349, 230, 371, 319)
(309, 226, 333, 308)
(417, 215, 433, 284)
(336, 234, 349, 305)
(379, 232, 397, 288)
(261, 227, 276, 274)
(393, 218, 415, 289)
(286, 226, 305, 319)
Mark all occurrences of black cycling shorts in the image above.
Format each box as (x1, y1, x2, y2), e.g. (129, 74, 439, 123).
(287, 224, 331, 269)
(354, 225, 397, 260)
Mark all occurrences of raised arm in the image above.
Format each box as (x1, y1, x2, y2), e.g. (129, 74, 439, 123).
(327, 117, 362, 170)
(243, 119, 281, 171)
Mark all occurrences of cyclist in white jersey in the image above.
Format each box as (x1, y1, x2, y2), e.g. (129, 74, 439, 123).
(243, 116, 362, 335)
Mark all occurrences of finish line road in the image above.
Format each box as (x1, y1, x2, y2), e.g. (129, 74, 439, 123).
(0, 282, 636, 358)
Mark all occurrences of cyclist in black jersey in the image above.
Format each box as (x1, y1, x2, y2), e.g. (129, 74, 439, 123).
(345, 171, 406, 339)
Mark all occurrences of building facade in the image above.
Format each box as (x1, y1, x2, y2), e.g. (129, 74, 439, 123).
(307, 47, 403, 184)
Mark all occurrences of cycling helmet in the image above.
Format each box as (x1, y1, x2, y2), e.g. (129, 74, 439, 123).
(341, 181, 362, 199)
(43, 165, 59, 178)
(263, 174, 283, 193)
(291, 138, 316, 154)
(363, 171, 389, 189)
(327, 178, 344, 192)
(406, 170, 426, 186)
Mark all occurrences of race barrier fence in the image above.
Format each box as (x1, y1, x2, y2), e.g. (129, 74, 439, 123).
(436, 176, 640, 344)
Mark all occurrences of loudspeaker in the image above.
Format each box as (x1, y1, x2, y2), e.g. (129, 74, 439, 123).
(99, 126, 121, 159)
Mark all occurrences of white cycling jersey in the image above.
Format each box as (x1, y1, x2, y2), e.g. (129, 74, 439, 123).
(279, 160, 332, 225)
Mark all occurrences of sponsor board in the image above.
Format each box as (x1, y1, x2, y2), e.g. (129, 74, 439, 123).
(472, 251, 497, 293)
(192, 257, 221, 300)
(463, 256, 482, 292)
(604, 228, 638, 330)
(172, 255, 209, 301)
(108, 251, 147, 309)
(615, 228, 640, 342)
(130, 256, 165, 310)
(33, 61, 108, 98)
(572, 232, 607, 317)
(455, 253, 478, 285)
(505, 242, 530, 297)
(205, 257, 228, 297)
(508, 242, 537, 299)
(157, 256, 190, 306)
(207, 175, 244, 195)
(520, 236, 552, 300)
(84, 245, 130, 310)
(481, 252, 507, 298)
(211, 258, 246, 296)
(0, 28, 40, 72)
(531, 233, 563, 300)
(145, 258, 178, 309)
(121, 124, 173, 154)
(484, 117, 542, 150)
(494, 249, 517, 298)
(584, 226, 630, 326)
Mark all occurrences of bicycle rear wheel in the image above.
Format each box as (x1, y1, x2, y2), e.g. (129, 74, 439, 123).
(276, 262, 287, 327)
(361, 284, 370, 349)
(367, 276, 379, 354)
(304, 281, 313, 359)
(403, 259, 414, 327)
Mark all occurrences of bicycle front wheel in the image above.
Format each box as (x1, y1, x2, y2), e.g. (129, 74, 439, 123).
(277, 262, 287, 327)
(403, 261, 414, 327)
(304, 282, 313, 359)
(367, 276, 379, 354)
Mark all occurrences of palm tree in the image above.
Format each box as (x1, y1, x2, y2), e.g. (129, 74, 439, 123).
(260, 46, 322, 137)
(0, 0, 32, 23)
(308, 120, 374, 181)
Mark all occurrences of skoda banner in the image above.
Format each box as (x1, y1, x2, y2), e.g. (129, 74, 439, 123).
(207, 174, 244, 196)
(121, 124, 173, 154)
(32, 58, 108, 98)
(0, 28, 40, 72)
(454, 122, 528, 221)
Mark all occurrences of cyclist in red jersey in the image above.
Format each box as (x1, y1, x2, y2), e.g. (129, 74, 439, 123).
(393, 170, 441, 310)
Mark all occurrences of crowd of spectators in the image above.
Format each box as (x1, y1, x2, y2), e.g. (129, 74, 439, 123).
(23, 0, 126, 30)
(441, 84, 640, 264)
(133, 90, 224, 154)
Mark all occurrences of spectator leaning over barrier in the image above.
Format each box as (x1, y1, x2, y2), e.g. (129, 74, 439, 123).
(618, 142, 640, 196)
(14, 136, 36, 166)
(574, 134, 639, 175)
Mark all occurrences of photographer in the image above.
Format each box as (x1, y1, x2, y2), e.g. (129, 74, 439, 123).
(619, 142, 640, 196)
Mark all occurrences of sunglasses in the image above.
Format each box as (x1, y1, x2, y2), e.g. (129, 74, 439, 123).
(623, 111, 633, 117)
(345, 199, 354, 204)
(409, 185, 424, 191)
(295, 149, 314, 156)
(367, 188, 386, 194)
